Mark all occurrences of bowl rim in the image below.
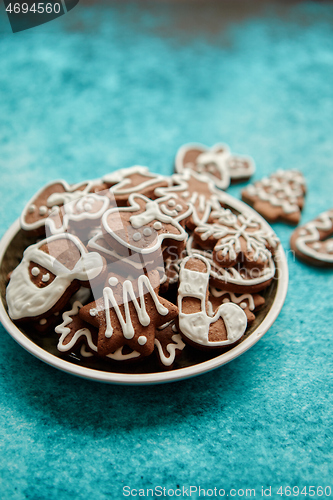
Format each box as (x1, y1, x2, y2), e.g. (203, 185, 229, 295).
(0, 196, 289, 385)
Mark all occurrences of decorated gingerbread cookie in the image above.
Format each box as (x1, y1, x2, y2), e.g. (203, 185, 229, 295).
(6, 233, 105, 322)
(175, 142, 255, 187)
(177, 255, 248, 348)
(194, 209, 279, 270)
(155, 169, 223, 229)
(101, 192, 192, 258)
(290, 209, 333, 267)
(242, 169, 306, 225)
(79, 269, 178, 358)
(154, 320, 185, 369)
(102, 166, 170, 204)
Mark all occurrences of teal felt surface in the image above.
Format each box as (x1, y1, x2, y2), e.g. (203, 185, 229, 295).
(0, 2, 333, 499)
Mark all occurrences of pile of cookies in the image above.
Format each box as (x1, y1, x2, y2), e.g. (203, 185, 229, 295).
(6, 146, 286, 371)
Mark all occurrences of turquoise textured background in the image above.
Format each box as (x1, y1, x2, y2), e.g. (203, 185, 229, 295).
(0, 2, 333, 498)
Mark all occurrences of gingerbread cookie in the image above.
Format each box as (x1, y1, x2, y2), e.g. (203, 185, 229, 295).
(290, 209, 333, 267)
(155, 169, 223, 229)
(175, 143, 255, 187)
(6, 233, 105, 322)
(194, 209, 279, 270)
(102, 193, 191, 258)
(208, 288, 265, 326)
(102, 166, 170, 204)
(80, 269, 178, 357)
(242, 169, 306, 225)
(154, 320, 185, 369)
(177, 255, 247, 348)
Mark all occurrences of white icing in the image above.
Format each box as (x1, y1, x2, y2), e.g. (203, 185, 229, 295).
(6, 233, 104, 320)
(103, 274, 169, 339)
(39, 318, 47, 325)
(178, 255, 247, 346)
(244, 169, 305, 214)
(31, 267, 40, 277)
(28, 204, 36, 214)
(39, 206, 48, 215)
(89, 308, 98, 317)
(103, 166, 169, 196)
(209, 288, 255, 311)
(143, 228, 152, 237)
(153, 222, 162, 230)
(55, 301, 98, 353)
(138, 336, 147, 346)
(154, 334, 185, 367)
(226, 154, 256, 180)
(295, 209, 333, 263)
(133, 232, 142, 241)
(42, 273, 50, 283)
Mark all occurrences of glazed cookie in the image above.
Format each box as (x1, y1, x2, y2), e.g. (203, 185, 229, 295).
(194, 208, 279, 270)
(102, 166, 170, 205)
(102, 192, 192, 258)
(177, 255, 247, 349)
(242, 169, 306, 225)
(6, 233, 105, 322)
(80, 269, 179, 357)
(175, 143, 255, 186)
(21, 180, 109, 235)
(290, 209, 333, 267)
(186, 235, 276, 293)
(208, 288, 265, 326)
(154, 320, 185, 369)
(155, 169, 223, 229)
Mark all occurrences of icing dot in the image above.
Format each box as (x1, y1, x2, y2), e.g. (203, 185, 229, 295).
(39, 206, 48, 216)
(240, 302, 247, 309)
(31, 267, 40, 277)
(153, 222, 162, 231)
(84, 203, 92, 212)
(89, 308, 98, 317)
(223, 298, 230, 303)
(326, 241, 333, 253)
(167, 199, 176, 207)
(42, 273, 50, 283)
(133, 232, 142, 241)
(143, 227, 152, 237)
(313, 242, 321, 250)
(109, 277, 119, 287)
(176, 204, 183, 212)
(39, 318, 47, 325)
(28, 204, 36, 214)
(138, 336, 147, 346)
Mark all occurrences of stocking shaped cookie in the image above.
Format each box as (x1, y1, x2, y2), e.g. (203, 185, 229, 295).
(20, 179, 108, 235)
(242, 169, 306, 225)
(155, 170, 223, 229)
(102, 193, 192, 257)
(290, 209, 333, 267)
(6, 233, 105, 322)
(194, 209, 279, 269)
(102, 166, 170, 204)
(208, 288, 265, 326)
(178, 255, 247, 348)
(80, 270, 179, 357)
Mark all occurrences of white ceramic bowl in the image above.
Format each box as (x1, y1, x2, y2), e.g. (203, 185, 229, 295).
(0, 194, 288, 385)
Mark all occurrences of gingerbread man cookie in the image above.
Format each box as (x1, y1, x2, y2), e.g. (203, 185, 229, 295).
(177, 255, 247, 348)
(290, 209, 333, 267)
(242, 169, 306, 225)
(102, 192, 191, 257)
